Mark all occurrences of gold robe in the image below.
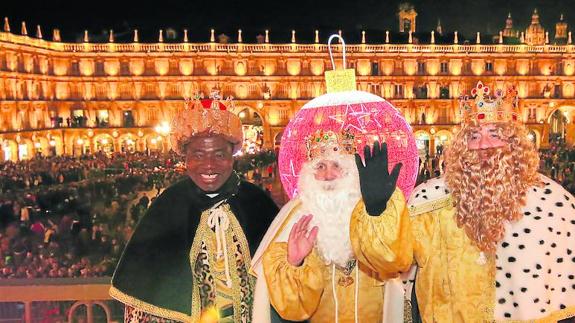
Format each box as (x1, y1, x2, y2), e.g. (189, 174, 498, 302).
(407, 176, 575, 323)
(410, 196, 496, 322)
(262, 189, 413, 323)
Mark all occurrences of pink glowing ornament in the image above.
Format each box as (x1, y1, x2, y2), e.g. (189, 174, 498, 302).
(278, 35, 418, 199)
(278, 91, 419, 199)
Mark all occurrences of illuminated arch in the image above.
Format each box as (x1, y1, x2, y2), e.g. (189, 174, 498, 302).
(274, 131, 284, 147)
(16, 137, 34, 160)
(143, 133, 164, 152)
(70, 134, 91, 156)
(526, 128, 541, 148)
(93, 133, 115, 153)
(1, 139, 18, 162)
(546, 105, 574, 144)
(118, 132, 138, 153)
(414, 130, 431, 157)
(234, 105, 265, 153)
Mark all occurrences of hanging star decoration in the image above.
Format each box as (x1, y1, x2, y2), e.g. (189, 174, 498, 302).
(328, 103, 371, 133)
(392, 129, 408, 148)
(366, 106, 394, 129)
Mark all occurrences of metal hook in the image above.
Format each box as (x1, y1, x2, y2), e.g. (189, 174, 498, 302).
(327, 34, 347, 70)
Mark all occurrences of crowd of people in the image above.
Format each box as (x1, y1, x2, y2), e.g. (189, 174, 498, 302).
(0, 151, 184, 279)
(538, 141, 575, 194)
(0, 150, 278, 280)
(0, 143, 572, 281)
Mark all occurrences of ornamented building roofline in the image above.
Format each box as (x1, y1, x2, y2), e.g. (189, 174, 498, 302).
(1, 30, 574, 54)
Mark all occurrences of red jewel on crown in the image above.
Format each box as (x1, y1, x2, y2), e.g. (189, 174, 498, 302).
(460, 81, 519, 125)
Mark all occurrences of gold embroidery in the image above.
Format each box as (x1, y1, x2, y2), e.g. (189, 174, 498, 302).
(109, 286, 193, 322)
(404, 299, 414, 323)
(189, 203, 254, 323)
(189, 211, 209, 321)
(409, 195, 453, 217)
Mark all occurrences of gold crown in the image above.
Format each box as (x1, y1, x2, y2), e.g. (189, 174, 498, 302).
(460, 81, 519, 125)
(170, 90, 242, 155)
(305, 130, 356, 160)
(185, 90, 235, 111)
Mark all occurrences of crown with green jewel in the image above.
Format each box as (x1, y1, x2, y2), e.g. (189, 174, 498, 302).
(305, 129, 356, 160)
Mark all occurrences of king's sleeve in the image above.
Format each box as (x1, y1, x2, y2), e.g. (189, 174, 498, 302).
(350, 188, 414, 277)
(262, 242, 325, 321)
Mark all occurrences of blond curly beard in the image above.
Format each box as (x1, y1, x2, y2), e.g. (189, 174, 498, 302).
(297, 154, 361, 268)
(445, 123, 540, 253)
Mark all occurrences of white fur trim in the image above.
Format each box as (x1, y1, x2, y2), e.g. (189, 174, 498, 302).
(407, 176, 450, 209)
(494, 175, 575, 320)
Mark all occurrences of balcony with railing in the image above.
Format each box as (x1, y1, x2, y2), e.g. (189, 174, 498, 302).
(0, 278, 121, 323)
(1, 30, 574, 54)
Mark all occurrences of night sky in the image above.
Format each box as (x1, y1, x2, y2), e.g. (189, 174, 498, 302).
(2, 0, 574, 43)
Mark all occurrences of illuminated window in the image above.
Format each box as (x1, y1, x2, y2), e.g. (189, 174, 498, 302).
(371, 62, 379, 76)
(403, 19, 411, 32)
(71, 110, 87, 127)
(485, 62, 493, 72)
(394, 84, 404, 98)
(123, 110, 134, 127)
(440, 62, 449, 74)
(417, 62, 426, 75)
(440, 86, 450, 99)
(97, 110, 109, 127)
(414, 85, 428, 99)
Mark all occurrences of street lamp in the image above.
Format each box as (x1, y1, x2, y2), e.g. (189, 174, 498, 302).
(154, 121, 171, 152)
(154, 121, 171, 136)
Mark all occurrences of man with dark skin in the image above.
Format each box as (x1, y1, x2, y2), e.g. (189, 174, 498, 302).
(185, 136, 234, 193)
(110, 97, 281, 323)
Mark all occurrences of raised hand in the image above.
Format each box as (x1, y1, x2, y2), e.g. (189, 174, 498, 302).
(355, 142, 403, 216)
(287, 214, 319, 267)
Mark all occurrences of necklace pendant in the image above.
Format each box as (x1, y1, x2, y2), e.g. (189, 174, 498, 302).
(338, 276, 354, 287)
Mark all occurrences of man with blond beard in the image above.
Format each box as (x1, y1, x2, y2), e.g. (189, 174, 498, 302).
(403, 82, 575, 322)
(250, 129, 413, 323)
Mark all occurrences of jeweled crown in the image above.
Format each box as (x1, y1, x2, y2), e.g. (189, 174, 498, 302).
(305, 130, 356, 160)
(170, 90, 243, 155)
(184, 90, 235, 111)
(459, 81, 519, 125)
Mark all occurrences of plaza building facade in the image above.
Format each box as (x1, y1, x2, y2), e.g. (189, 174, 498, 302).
(1, 9, 575, 161)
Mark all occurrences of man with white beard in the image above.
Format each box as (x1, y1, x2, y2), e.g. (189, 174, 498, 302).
(250, 129, 413, 323)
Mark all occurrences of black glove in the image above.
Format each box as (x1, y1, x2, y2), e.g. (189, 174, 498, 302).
(355, 141, 402, 216)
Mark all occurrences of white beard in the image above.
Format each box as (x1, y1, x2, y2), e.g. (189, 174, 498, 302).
(297, 154, 361, 268)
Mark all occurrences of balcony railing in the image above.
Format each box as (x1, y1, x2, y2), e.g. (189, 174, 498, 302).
(0, 277, 121, 323)
(1, 31, 574, 54)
